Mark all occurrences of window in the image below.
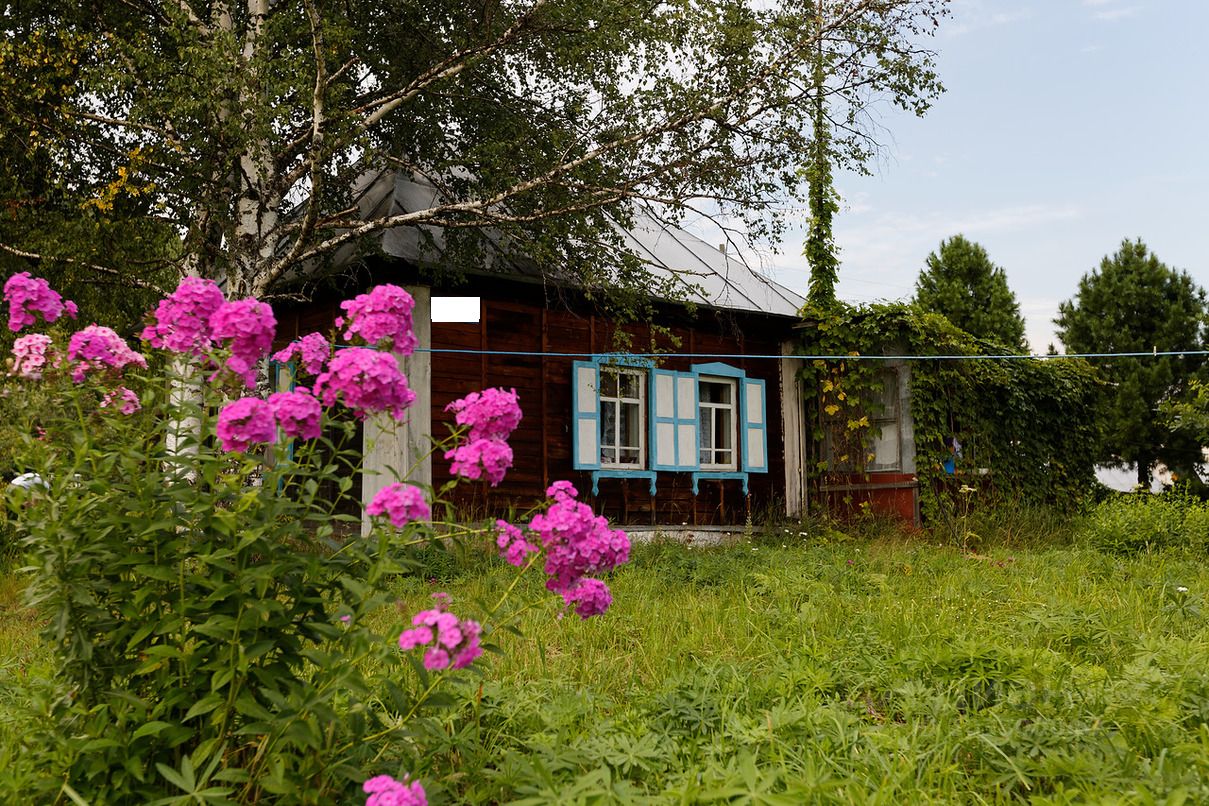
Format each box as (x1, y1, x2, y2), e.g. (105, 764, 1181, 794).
(571, 360, 767, 492)
(822, 368, 901, 472)
(698, 378, 738, 469)
(599, 368, 646, 468)
(867, 369, 901, 471)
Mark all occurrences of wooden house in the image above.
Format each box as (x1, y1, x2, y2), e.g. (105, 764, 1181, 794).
(275, 173, 810, 534)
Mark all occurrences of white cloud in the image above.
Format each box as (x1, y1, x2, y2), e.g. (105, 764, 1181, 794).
(944, 0, 1035, 37)
(1093, 6, 1140, 21)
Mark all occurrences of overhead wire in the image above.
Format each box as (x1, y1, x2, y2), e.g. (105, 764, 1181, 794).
(416, 347, 1209, 361)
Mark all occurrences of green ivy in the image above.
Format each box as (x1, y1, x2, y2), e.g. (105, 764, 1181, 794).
(798, 303, 1101, 525)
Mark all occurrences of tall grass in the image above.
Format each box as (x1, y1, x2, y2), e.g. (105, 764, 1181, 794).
(5, 508, 1209, 802)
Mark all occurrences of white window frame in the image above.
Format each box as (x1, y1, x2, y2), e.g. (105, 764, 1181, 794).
(599, 367, 647, 469)
(698, 376, 739, 471)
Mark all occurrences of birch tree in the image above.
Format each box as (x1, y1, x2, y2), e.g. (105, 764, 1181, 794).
(2, 0, 949, 301)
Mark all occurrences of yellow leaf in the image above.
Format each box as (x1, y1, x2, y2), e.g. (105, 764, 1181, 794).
(824, 404, 840, 416)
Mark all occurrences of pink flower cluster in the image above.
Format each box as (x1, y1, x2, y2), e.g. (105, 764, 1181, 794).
(272, 332, 330, 375)
(313, 347, 415, 420)
(528, 482, 629, 618)
(363, 774, 426, 806)
(442, 388, 521, 486)
(445, 438, 513, 486)
(217, 389, 326, 452)
(366, 482, 431, 528)
(495, 519, 537, 567)
(141, 276, 225, 355)
(445, 387, 521, 441)
(398, 596, 482, 670)
(4, 272, 76, 332)
(338, 284, 417, 355)
(10, 334, 53, 379)
(216, 397, 277, 453)
(209, 298, 277, 387)
(267, 388, 322, 440)
(67, 325, 148, 382)
(100, 386, 141, 416)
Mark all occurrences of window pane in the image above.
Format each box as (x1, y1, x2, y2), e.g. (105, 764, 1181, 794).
(700, 380, 730, 404)
(602, 402, 616, 448)
(600, 371, 619, 398)
(601, 447, 617, 464)
(699, 409, 713, 449)
(620, 400, 641, 449)
(618, 448, 641, 465)
(715, 408, 732, 450)
(619, 371, 640, 399)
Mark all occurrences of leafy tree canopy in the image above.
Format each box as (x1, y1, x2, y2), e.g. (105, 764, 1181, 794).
(1, 0, 948, 305)
(913, 235, 1027, 350)
(1055, 239, 1208, 486)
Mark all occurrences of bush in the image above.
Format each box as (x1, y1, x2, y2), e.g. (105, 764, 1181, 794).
(1079, 494, 1209, 555)
(0, 275, 629, 803)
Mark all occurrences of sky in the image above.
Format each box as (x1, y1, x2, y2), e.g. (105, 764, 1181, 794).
(718, 0, 1209, 352)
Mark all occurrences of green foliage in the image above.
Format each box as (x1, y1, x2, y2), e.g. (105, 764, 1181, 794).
(381, 536, 1209, 802)
(914, 235, 1027, 350)
(1055, 239, 1208, 486)
(1, 0, 948, 302)
(803, 18, 840, 309)
(799, 303, 1101, 524)
(1078, 494, 1209, 555)
(0, 360, 546, 802)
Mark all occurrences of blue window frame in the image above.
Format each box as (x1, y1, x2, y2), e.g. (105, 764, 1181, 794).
(572, 358, 768, 495)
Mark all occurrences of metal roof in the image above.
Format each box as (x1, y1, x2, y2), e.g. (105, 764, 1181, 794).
(358, 171, 805, 319)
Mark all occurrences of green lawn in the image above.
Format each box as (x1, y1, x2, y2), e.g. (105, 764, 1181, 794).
(6, 523, 1209, 803)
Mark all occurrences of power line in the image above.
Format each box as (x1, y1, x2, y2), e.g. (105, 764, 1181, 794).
(418, 347, 1209, 361)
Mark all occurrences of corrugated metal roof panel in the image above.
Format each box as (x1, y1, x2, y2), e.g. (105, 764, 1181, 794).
(369, 171, 804, 319)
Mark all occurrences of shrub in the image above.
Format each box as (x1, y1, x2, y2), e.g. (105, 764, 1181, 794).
(1079, 494, 1209, 555)
(0, 275, 629, 803)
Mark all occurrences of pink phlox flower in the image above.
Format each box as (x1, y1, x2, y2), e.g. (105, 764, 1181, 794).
(528, 494, 629, 617)
(399, 598, 481, 671)
(313, 347, 415, 420)
(100, 386, 141, 416)
(10, 333, 53, 379)
(398, 626, 434, 650)
(422, 647, 450, 671)
(215, 397, 277, 453)
(562, 578, 613, 619)
(495, 519, 538, 567)
(366, 482, 431, 528)
(209, 298, 277, 387)
(268, 388, 322, 440)
(363, 774, 427, 806)
(4, 272, 76, 332)
(67, 325, 147, 382)
(339, 284, 417, 354)
(444, 438, 512, 486)
(445, 387, 522, 441)
(141, 276, 225, 354)
(272, 332, 330, 375)
(546, 480, 577, 501)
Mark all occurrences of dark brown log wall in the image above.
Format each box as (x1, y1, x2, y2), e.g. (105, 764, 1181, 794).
(277, 277, 796, 526)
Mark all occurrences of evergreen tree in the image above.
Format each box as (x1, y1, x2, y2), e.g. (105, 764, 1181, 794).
(1055, 239, 1208, 487)
(914, 235, 1027, 349)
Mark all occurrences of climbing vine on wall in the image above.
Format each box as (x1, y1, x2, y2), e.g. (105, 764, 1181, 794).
(798, 303, 1101, 523)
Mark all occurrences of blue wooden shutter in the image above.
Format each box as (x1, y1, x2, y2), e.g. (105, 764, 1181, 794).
(572, 361, 601, 470)
(674, 372, 700, 471)
(650, 369, 679, 471)
(741, 377, 768, 473)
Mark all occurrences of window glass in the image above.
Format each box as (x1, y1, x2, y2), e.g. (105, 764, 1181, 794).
(698, 378, 737, 469)
(599, 368, 645, 468)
